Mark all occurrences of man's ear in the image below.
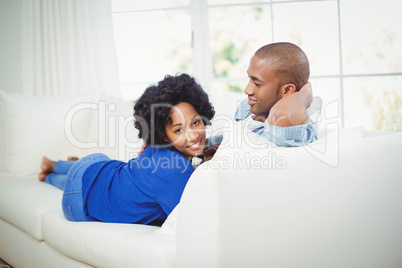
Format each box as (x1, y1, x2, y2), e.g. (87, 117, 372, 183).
(282, 84, 296, 96)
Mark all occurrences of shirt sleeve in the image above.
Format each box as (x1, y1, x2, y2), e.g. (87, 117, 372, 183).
(234, 97, 318, 147)
(207, 134, 224, 149)
(261, 118, 318, 147)
(234, 98, 251, 121)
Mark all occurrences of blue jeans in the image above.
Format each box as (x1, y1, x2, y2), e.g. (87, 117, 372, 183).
(46, 153, 110, 222)
(45, 161, 74, 190)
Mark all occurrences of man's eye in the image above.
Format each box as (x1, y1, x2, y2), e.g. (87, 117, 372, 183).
(254, 83, 261, 87)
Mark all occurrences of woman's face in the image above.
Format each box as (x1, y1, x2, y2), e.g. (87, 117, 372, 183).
(164, 102, 206, 160)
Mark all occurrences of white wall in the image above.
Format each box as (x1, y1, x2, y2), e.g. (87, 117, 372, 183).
(0, 0, 22, 93)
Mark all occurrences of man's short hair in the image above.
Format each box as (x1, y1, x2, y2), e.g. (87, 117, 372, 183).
(255, 42, 310, 91)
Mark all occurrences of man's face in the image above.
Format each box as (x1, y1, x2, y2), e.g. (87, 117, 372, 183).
(245, 55, 283, 120)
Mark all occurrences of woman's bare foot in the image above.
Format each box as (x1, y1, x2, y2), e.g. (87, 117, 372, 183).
(41, 156, 56, 173)
(39, 156, 56, 182)
(38, 171, 47, 181)
(39, 156, 77, 182)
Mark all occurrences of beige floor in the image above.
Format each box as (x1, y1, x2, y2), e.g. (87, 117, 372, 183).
(0, 258, 12, 267)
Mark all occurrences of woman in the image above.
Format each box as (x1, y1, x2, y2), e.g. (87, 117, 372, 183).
(39, 73, 217, 225)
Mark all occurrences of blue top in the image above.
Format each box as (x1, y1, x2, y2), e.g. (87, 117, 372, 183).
(81, 146, 194, 224)
(234, 98, 318, 147)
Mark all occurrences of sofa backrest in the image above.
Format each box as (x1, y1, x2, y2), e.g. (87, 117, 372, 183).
(0, 90, 142, 177)
(85, 93, 142, 161)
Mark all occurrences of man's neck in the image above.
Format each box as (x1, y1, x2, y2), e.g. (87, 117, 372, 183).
(251, 114, 267, 122)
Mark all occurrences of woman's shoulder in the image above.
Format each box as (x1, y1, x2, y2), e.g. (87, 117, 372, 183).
(141, 145, 178, 157)
(132, 145, 193, 174)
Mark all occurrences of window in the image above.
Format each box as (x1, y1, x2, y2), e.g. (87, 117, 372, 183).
(112, 0, 192, 100)
(111, 0, 402, 131)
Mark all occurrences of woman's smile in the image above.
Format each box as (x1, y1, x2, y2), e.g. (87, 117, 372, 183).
(187, 138, 203, 150)
(164, 102, 207, 160)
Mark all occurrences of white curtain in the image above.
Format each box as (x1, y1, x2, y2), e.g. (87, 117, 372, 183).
(22, 0, 121, 96)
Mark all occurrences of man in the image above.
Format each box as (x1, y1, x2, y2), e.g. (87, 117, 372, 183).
(141, 42, 318, 157)
(233, 42, 317, 147)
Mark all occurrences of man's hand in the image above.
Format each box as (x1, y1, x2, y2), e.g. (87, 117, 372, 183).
(299, 81, 313, 104)
(267, 82, 312, 127)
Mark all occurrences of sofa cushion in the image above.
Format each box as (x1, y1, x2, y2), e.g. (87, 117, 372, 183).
(42, 210, 176, 268)
(0, 90, 94, 176)
(0, 176, 62, 240)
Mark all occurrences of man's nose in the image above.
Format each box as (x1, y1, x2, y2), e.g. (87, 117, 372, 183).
(244, 80, 254, 95)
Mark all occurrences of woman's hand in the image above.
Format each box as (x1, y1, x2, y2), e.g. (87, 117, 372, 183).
(201, 143, 220, 163)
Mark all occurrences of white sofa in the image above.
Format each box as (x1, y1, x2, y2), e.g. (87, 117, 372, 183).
(1, 90, 402, 268)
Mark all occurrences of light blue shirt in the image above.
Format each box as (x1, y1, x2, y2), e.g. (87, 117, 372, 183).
(233, 98, 318, 147)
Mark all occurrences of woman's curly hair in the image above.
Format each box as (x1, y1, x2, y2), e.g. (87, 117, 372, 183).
(133, 73, 215, 146)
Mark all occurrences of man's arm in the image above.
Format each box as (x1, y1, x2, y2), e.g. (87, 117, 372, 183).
(267, 82, 313, 127)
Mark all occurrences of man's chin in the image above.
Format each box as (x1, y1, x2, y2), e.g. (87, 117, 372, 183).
(252, 114, 268, 122)
(250, 106, 262, 116)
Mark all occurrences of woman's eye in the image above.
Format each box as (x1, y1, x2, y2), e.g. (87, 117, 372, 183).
(174, 128, 183, 134)
(193, 119, 200, 126)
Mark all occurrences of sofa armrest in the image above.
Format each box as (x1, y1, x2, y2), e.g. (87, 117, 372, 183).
(176, 163, 222, 268)
(176, 132, 402, 268)
(0, 100, 5, 175)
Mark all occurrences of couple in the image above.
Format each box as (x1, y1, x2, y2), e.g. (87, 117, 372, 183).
(39, 42, 318, 225)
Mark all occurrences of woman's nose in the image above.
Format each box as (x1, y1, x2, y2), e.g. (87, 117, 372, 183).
(186, 130, 198, 142)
